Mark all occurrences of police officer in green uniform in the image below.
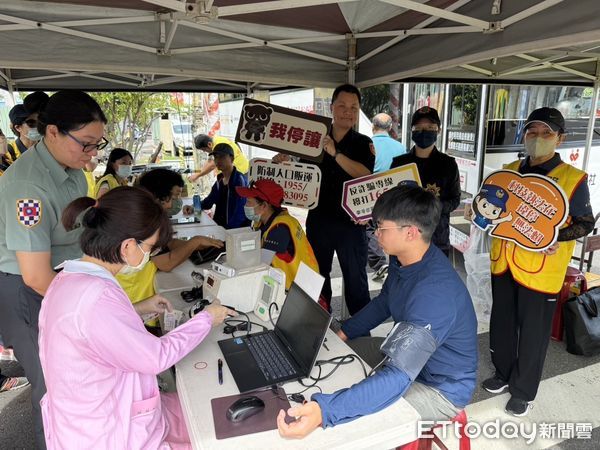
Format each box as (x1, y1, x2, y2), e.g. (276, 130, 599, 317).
(0, 90, 107, 449)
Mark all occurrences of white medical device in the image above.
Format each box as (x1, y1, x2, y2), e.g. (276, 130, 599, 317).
(203, 265, 285, 314)
(254, 269, 286, 321)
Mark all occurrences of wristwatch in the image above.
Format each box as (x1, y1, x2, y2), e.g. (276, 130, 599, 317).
(333, 149, 341, 159)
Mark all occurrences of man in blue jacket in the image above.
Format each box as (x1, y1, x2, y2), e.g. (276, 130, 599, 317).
(200, 143, 250, 229)
(277, 184, 478, 438)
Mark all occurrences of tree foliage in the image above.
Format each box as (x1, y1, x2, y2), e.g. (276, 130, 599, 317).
(90, 92, 172, 160)
(361, 84, 391, 120)
(451, 85, 480, 126)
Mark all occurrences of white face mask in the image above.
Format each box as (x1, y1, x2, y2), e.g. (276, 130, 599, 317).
(524, 137, 556, 159)
(116, 165, 132, 179)
(26, 129, 41, 141)
(119, 242, 150, 275)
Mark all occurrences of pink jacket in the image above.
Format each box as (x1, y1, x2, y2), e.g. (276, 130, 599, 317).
(39, 260, 211, 449)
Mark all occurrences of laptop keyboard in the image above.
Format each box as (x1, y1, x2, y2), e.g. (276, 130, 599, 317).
(246, 333, 297, 381)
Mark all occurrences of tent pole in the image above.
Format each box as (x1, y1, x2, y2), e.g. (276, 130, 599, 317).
(581, 62, 600, 173)
(442, 83, 450, 152)
(346, 34, 356, 85)
(401, 83, 410, 146)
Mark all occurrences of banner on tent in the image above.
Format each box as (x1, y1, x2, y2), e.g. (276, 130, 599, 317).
(342, 163, 421, 222)
(235, 98, 331, 162)
(470, 170, 569, 252)
(249, 158, 321, 210)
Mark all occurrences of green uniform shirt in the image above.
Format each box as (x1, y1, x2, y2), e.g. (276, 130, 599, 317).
(0, 139, 87, 274)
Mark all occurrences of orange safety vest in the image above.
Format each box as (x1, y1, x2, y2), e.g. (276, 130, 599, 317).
(490, 159, 586, 294)
(261, 210, 319, 290)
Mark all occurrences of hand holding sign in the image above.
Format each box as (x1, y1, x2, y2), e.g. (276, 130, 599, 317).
(471, 170, 569, 252)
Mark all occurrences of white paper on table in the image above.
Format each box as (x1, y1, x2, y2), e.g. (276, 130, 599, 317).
(294, 261, 324, 302)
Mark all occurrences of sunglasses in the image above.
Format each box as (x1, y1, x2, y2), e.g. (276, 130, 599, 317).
(24, 119, 38, 128)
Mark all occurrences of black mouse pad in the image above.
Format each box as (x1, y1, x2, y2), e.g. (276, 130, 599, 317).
(211, 387, 291, 440)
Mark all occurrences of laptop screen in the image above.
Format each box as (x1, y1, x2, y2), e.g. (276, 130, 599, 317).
(274, 283, 331, 373)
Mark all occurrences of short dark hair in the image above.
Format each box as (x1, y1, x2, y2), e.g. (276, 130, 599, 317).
(62, 186, 172, 264)
(138, 168, 184, 202)
(103, 148, 133, 177)
(37, 90, 107, 135)
(194, 134, 212, 149)
(372, 184, 441, 243)
(332, 84, 361, 104)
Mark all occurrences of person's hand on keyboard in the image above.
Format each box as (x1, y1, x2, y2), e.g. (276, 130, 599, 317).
(204, 300, 237, 326)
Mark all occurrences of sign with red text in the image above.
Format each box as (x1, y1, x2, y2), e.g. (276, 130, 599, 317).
(249, 158, 321, 209)
(235, 98, 331, 162)
(470, 170, 569, 251)
(342, 163, 422, 221)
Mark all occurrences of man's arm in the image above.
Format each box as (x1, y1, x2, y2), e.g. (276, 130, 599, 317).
(16, 251, 56, 296)
(323, 136, 371, 178)
(558, 177, 595, 241)
(340, 281, 392, 340)
(189, 160, 216, 182)
(441, 159, 462, 214)
(152, 236, 223, 272)
(278, 365, 412, 438)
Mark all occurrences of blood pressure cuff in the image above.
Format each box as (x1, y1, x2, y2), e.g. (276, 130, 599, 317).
(379, 321, 437, 381)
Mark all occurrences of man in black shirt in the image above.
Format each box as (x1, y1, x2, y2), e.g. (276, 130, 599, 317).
(274, 84, 375, 315)
(390, 107, 461, 256)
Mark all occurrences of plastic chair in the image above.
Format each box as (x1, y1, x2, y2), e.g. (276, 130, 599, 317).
(551, 266, 587, 341)
(400, 410, 470, 450)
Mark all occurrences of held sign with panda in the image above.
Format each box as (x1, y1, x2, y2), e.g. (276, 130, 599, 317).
(235, 98, 332, 163)
(470, 170, 569, 252)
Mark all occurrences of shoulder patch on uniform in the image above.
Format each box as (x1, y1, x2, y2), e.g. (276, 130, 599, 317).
(16, 199, 42, 228)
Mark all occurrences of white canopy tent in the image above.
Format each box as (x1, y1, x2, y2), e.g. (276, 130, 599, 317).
(1, 0, 599, 171)
(0, 0, 599, 92)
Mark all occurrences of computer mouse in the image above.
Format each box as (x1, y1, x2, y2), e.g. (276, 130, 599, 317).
(226, 396, 265, 423)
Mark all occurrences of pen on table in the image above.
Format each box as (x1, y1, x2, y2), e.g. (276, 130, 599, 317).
(218, 358, 223, 385)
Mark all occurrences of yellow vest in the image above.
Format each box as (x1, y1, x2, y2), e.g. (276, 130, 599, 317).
(83, 169, 96, 198)
(116, 261, 159, 326)
(261, 210, 319, 290)
(490, 160, 586, 294)
(5, 141, 23, 165)
(213, 136, 249, 174)
(94, 173, 123, 198)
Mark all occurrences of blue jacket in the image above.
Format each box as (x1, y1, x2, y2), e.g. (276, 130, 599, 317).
(201, 167, 249, 229)
(313, 245, 477, 428)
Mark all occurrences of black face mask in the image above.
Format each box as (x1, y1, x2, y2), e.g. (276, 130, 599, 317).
(411, 130, 438, 149)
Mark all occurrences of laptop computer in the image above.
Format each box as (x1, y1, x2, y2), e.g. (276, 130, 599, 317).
(218, 283, 332, 393)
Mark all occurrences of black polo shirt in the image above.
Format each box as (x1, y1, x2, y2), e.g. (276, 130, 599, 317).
(309, 128, 374, 222)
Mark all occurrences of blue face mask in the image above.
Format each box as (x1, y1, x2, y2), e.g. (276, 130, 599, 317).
(244, 205, 260, 222)
(411, 130, 438, 149)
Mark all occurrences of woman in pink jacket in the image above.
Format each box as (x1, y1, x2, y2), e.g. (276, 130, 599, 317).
(38, 187, 233, 449)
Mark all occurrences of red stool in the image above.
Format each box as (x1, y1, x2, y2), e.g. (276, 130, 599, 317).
(551, 267, 587, 341)
(400, 410, 470, 450)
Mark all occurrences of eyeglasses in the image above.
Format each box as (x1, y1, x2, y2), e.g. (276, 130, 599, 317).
(65, 132, 109, 153)
(136, 240, 162, 257)
(24, 119, 38, 128)
(374, 224, 420, 235)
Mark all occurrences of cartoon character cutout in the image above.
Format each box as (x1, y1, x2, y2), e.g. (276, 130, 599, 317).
(470, 184, 513, 231)
(241, 103, 273, 143)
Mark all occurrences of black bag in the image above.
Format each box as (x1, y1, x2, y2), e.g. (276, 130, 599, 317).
(563, 287, 600, 356)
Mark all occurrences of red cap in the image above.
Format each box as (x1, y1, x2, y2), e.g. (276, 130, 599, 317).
(236, 179, 284, 208)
